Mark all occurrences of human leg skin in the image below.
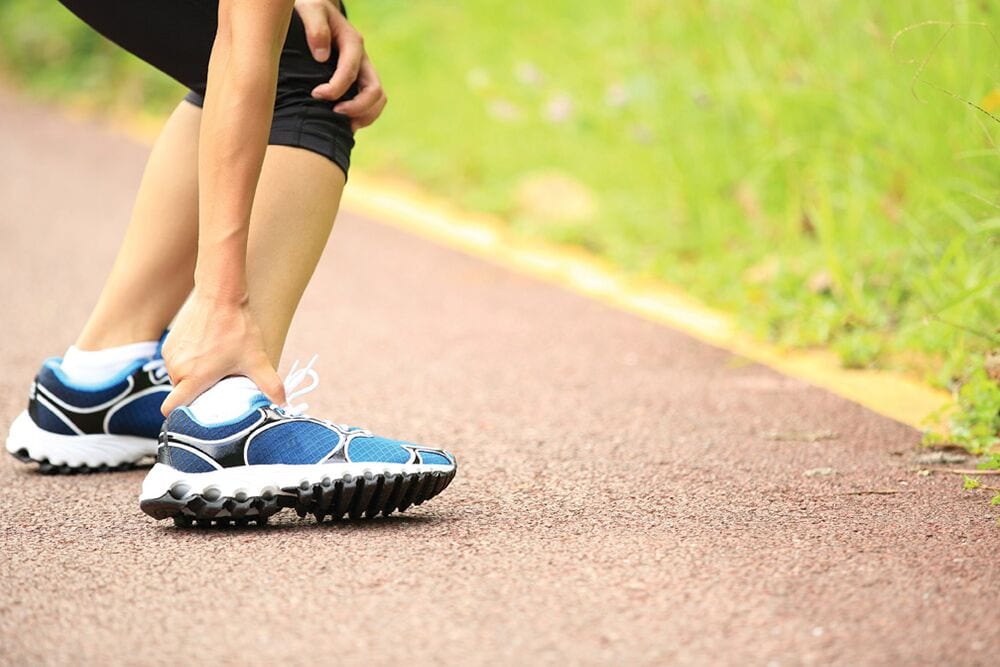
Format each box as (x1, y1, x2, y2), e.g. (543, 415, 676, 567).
(75, 115, 344, 366)
(246, 146, 346, 365)
(71, 108, 344, 365)
(74, 100, 202, 350)
(4, 99, 203, 469)
(175, 144, 344, 424)
(4, 100, 201, 470)
(57, 0, 353, 357)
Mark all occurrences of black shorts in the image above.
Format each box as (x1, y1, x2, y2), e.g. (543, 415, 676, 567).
(58, 0, 356, 175)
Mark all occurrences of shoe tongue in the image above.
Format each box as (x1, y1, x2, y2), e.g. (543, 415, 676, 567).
(187, 376, 266, 424)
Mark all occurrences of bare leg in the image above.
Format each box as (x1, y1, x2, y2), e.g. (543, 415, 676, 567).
(74, 100, 342, 369)
(75, 100, 201, 350)
(246, 146, 345, 364)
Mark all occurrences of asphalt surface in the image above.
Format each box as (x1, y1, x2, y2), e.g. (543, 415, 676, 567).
(0, 90, 996, 666)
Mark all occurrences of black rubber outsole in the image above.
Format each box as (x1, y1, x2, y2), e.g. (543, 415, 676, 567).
(9, 447, 141, 474)
(140, 468, 457, 528)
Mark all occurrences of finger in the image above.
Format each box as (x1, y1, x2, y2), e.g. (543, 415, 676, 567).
(312, 33, 362, 101)
(333, 56, 381, 113)
(297, 1, 332, 62)
(332, 83, 381, 117)
(350, 93, 387, 131)
(249, 364, 287, 407)
(161, 377, 212, 416)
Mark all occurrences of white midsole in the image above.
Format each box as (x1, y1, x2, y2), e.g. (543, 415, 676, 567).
(140, 461, 455, 501)
(5, 411, 157, 467)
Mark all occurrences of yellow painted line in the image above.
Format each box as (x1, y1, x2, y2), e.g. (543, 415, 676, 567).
(342, 173, 952, 430)
(98, 98, 950, 432)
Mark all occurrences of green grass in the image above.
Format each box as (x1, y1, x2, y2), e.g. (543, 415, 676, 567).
(1, 0, 997, 451)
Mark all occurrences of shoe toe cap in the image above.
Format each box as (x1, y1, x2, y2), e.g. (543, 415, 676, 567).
(346, 436, 455, 467)
(415, 449, 454, 466)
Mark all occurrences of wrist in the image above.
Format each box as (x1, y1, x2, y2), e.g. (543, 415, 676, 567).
(193, 235, 249, 305)
(193, 265, 249, 305)
(192, 281, 249, 307)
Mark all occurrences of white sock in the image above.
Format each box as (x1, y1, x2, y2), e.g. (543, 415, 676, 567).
(187, 376, 266, 424)
(61, 340, 160, 385)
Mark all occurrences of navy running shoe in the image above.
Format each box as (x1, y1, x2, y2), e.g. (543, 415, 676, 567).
(139, 358, 457, 526)
(5, 345, 170, 473)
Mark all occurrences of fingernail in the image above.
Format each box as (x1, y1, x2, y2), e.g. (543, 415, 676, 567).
(316, 48, 329, 61)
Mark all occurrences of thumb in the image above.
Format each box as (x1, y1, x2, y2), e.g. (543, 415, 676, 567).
(161, 377, 210, 417)
(250, 364, 287, 407)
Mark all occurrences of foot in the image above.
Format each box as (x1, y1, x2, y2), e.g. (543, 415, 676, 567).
(5, 349, 170, 473)
(139, 358, 457, 526)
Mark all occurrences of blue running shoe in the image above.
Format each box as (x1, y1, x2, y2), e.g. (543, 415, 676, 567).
(5, 344, 170, 473)
(139, 358, 457, 526)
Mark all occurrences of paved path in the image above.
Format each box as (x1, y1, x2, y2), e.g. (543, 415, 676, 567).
(0, 91, 996, 666)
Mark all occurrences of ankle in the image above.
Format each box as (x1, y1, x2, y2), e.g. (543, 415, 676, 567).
(75, 322, 166, 351)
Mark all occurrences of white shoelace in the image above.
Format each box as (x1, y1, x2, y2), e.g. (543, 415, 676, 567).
(276, 356, 365, 434)
(142, 357, 169, 381)
(280, 355, 320, 416)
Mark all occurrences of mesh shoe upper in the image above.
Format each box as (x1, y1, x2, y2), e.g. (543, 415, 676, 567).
(159, 402, 456, 473)
(28, 357, 171, 438)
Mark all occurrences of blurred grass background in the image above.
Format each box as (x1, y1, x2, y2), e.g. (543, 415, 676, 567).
(0, 0, 997, 452)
